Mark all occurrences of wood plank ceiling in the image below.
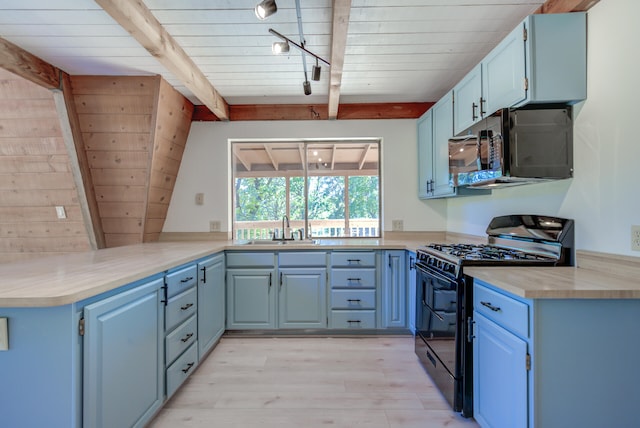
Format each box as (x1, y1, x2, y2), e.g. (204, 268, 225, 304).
(0, 0, 597, 122)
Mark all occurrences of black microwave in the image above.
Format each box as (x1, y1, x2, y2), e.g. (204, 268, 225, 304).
(448, 107, 573, 188)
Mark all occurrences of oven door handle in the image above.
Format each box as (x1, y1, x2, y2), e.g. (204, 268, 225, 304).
(415, 262, 456, 285)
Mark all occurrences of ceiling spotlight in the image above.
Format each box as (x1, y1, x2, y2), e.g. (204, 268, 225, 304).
(312, 59, 321, 81)
(303, 80, 312, 96)
(272, 41, 289, 54)
(255, 0, 277, 20)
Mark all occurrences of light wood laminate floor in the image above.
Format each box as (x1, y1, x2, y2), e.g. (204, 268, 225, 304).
(149, 336, 479, 428)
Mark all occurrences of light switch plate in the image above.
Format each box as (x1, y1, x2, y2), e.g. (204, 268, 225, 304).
(55, 206, 66, 219)
(195, 193, 204, 205)
(0, 317, 8, 351)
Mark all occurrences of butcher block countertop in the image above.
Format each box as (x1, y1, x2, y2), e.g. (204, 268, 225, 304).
(0, 238, 428, 308)
(466, 251, 640, 300)
(1, 236, 638, 307)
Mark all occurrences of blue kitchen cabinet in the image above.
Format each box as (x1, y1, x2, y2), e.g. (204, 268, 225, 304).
(197, 253, 225, 358)
(453, 64, 483, 135)
(417, 91, 457, 199)
(83, 277, 165, 428)
(473, 307, 528, 427)
(454, 12, 586, 136)
(382, 250, 406, 328)
(472, 278, 640, 428)
(417, 108, 433, 199)
(278, 267, 327, 328)
(226, 252, 277, 329)
(226, 268, 276, 329)
(406, 251, 417, 334)
(278, 251, 327, 329)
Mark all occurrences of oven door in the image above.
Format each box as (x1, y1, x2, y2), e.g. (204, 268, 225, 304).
(415, 261, 463, 412)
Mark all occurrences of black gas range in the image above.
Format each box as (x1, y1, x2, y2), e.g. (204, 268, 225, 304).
(414, 215, 574, 418)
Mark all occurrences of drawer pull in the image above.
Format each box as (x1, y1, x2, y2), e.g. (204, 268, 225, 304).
(480, 301, 501, 312)
(347, 277, 361, 282)
(180, 333, 194, 343)
(180, 276, 194, 283)
(181, 362, 195, 374)
(347, 299, 361, 303)
(180, 303, 194, 311)
(347, 320, 362, 324)
(347, 259, 361, 263)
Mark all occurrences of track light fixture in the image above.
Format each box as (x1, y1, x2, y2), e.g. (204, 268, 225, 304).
(312, 58, 321, 81)
(265, 1, 330, 95)
(255, 0, 277, 20)
(272, 41, 289, 54)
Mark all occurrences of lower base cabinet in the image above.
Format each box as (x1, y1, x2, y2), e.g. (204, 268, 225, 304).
(472, 278, 640, 428)
(83, 277, 165, 428)
(197, 253, 225, 358)
(279, 267, 327, 328)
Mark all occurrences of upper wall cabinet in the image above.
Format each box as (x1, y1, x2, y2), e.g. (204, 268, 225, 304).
(453, 12, 586, 136)
(418, 92, 457, 199)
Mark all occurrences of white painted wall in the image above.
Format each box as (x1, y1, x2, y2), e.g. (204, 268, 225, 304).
(166, 0, 639, 257)
(163, 119, 447, 234)
(447, 0, 640, 256)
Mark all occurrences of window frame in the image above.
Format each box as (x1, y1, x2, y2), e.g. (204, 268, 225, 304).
(231, 139, 381, 240)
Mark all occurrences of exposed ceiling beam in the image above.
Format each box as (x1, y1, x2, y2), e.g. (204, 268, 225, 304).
(0, 36, 60, 89)
(328, 0, 352, 120)
(233, 146, 251, 171)
(358, 143, 371, 170)
(537, 0, 600, 13)
(264, 144, 279, 170)
(191, 103, 433, 122)
(94, 0, 229, 121)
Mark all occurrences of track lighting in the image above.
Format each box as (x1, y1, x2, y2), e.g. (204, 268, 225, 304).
(255, 0, 277, 20)
(312, 59, 321, 81)
(272, 41, 289, 54)
(303, 80, 312, 95)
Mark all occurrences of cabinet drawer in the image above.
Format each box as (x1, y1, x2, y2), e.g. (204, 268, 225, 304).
(474, 281, 529, 338)
(279, 251, 327, 267)
(330, 310, 376, 329)
(331, 251, 376, 267)
(166, 287, 197, 332)
(226, 252, 275, 268)
(331, 268, 376, 288)
(166, 342, 198, 398)
(165, 314, 197, 366)
(165, 265, 197, 298)
(330, 289, 376, 309)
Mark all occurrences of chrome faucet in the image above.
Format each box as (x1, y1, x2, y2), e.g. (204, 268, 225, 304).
(282, 215, 290, 239)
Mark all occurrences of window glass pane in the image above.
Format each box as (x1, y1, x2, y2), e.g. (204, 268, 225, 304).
(348, 176, 379, 237)
(234, 177, 285, 239)
(307, 176, 345, 237)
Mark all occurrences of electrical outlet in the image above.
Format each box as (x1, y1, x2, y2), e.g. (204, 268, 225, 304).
(209, 220, 221, 232)
(55, 206, 66, 219)
(195, 193, 204, 205)
(392, 219, 404, 232)
(632, 225, 640, 251)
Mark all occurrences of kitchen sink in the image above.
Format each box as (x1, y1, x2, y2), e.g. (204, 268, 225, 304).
(238, 239, 319, 246)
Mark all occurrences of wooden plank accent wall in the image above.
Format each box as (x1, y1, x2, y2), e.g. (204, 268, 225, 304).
(144, 78, 194, 242)
(70, 75, 159, 248)
(0, 68, 91, 263)
(69, 75, 193, 248)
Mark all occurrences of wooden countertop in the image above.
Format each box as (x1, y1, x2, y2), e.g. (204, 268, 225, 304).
(466, 262, 640, 299)
(3, 238, 637, 307)
(0, 238, 428, 308)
